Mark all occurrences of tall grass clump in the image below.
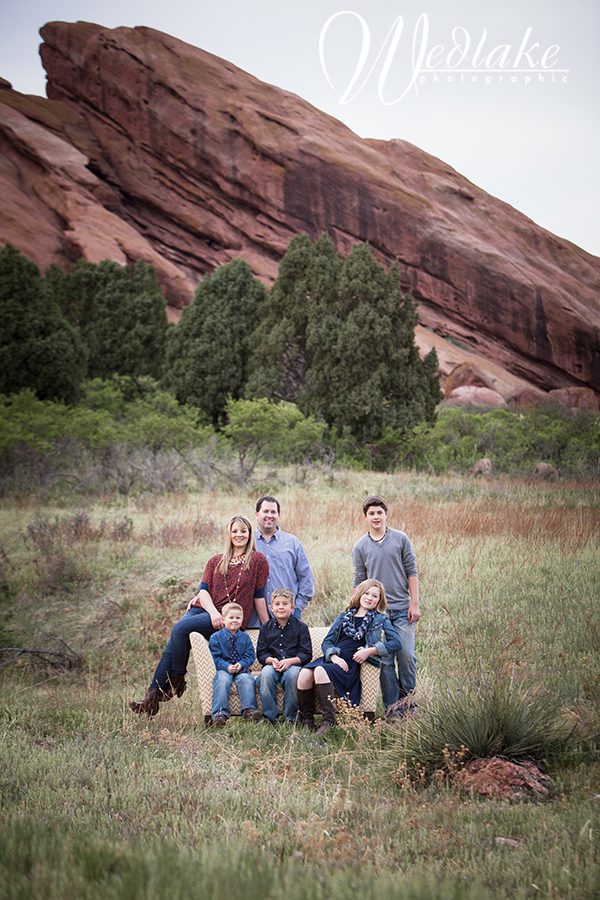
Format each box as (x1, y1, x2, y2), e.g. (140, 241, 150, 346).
(392, 676, 573, 777)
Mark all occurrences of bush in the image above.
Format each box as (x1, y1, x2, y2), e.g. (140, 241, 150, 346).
(0, 380, 213, 495)
(403, 406, 600, 476)
(222, 397, 326, 482)
(391, 676, 573, 776)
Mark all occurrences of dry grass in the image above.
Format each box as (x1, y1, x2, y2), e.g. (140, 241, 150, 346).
(0, 470, 599, 898)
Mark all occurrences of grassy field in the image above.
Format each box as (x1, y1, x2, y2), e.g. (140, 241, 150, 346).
(0, 470, 599, 899)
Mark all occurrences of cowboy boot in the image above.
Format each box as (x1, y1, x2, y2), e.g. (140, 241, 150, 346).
(315, 683, 336, 736)
(129, 686, 160, 718)
(297, 688, 317, 731)
(166, 674, 187, 699)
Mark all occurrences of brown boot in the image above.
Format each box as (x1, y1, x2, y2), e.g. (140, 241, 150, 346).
(129, 687, 160, 718)
(166, 674, 187, 699)
(297, 688, 317, 730)
(315, 683, 336, 736)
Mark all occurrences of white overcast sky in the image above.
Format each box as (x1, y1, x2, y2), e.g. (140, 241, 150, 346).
(1, 0, 598, 256)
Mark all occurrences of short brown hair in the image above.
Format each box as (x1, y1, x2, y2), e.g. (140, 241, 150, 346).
(222, 602, 244, 616)
(270, 587, 294, 606)
(348, 579, 387, 613)
(362, 495, 388, 515)
(256, 495, 281, 513)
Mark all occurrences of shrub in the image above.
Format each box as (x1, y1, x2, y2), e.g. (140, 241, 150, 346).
(403, 406, 600, 476)
(391, 676, 573, 776)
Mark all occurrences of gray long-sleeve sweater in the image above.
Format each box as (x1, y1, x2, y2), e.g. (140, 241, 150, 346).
(352, 527, 418, 611)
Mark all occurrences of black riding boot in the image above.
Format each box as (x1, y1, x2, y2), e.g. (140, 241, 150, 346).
(297, 688, 317, 731)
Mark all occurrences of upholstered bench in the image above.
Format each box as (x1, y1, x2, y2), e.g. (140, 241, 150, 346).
(189, 626, 381, 724)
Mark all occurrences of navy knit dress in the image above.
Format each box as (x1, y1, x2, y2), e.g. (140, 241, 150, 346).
(305, 616, 367, 706)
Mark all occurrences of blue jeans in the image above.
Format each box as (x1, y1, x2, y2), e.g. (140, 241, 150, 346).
(150, 607, 215, 691)
(379, 610, 416, 709)
(259, 665, 301, 722)
(211, 670, 258, 718)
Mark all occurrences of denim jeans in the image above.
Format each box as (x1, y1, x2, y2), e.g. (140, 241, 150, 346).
(379, 610, 416, 709)
(150, 607, 215, 691)
(259, 664, 301, 722)
(211, 670, 258, 718)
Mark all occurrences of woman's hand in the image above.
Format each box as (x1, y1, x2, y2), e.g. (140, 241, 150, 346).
(330, 654, 348, 672)
(210, 612, 224, 630)
(186, 595, 202, 612)
(353, 647, 373, 664)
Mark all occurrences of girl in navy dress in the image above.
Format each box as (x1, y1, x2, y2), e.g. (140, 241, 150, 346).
(297, 579, 401, 735)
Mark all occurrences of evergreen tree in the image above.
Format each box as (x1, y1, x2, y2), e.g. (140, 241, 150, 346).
(164, 259, 267, 425)
(247, 235, 441, 446)
(48, 259, 168, 380)
(0, 244, 86, 403)
(245, 234, 320, 403)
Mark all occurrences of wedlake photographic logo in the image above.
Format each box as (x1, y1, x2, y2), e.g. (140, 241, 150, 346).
(319, 11, 569, 104)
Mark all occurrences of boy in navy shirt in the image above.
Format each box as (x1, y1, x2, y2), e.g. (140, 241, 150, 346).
(257, 588, 312, 723)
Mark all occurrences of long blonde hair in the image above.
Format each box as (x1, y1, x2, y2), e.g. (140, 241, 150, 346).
(348, 579, 387, 613)
(219, 515, 255, 574)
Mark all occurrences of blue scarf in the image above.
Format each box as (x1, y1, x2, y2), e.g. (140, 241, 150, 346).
(340, 608, 376, 641)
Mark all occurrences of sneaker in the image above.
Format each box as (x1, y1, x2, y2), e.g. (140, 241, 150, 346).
(211, 715, 228, 727)
(242, 708, 263, 722)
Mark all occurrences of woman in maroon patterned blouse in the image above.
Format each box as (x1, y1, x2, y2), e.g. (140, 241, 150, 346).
(130, 514, 269, 717)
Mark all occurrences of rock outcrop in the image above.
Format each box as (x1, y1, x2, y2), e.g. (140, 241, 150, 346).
(453, 757, 551, 801)
(0, 21, 599, 399)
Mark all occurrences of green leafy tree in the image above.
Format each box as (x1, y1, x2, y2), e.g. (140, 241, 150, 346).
(222, 397, 325, 481)
(164, 259, 267, 425)
(47, 259, 168, 380)
(0, 244, 86, 402)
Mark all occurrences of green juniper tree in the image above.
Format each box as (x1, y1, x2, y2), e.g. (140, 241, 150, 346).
(50, 260, 168, 381)
(0, 244, 86, 403)
(164, 258, 267, 426)
(247, 235, 441, 447)
(246, 233, 321, 403)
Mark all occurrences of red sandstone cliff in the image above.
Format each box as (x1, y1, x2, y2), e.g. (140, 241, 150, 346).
(0, 21, 598, 401)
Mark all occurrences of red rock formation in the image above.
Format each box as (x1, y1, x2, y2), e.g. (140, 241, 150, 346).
(446, 385, 506, 408)
(548, 387, 599, 410)
(443, 363, 497, 397)
(0, 21, 598, 401)
(453, 757, 550, 801)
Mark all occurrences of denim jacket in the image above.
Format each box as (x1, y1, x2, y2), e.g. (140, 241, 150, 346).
(209, 629, 255, 673)
(321, 610, 401, 668)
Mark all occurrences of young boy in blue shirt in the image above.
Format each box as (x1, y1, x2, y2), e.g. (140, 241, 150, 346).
(209, 602, 262, 726)
(257, 588, 312, 723)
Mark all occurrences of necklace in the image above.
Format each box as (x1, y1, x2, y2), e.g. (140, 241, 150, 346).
(223, 554, 246, 604)
(368, 528, 388, 544)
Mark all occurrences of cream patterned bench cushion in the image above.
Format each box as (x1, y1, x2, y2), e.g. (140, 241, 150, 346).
(189, 626, 381, 723)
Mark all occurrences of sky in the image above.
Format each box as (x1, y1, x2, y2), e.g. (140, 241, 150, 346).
(1, 1, 598, 257)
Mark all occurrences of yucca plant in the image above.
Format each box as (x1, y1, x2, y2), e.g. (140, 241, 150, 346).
(391, 676, 573, 776)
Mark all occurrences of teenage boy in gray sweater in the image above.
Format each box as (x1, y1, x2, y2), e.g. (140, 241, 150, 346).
(352, 495, 421, 717)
